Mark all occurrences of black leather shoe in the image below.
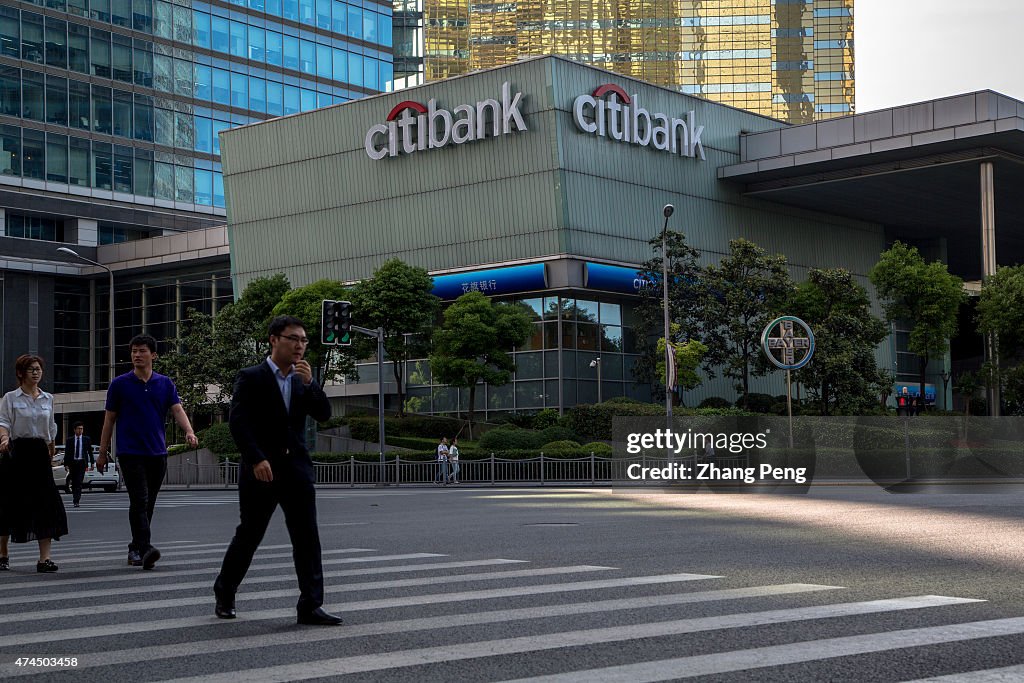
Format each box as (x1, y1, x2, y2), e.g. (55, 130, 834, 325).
(0, 557, 9, 570)
(296, 607, 343, 626)
(142, 547, 161, 570)
(36, 559, 58, 573)
(215, 595, 236, 619)
(127, 550, 142, 567)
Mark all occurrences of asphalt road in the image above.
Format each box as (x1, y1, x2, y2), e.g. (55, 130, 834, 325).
(3, 484, 1024, 682)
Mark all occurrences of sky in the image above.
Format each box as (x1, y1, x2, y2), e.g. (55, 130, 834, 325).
(855, 0, 1024, 112)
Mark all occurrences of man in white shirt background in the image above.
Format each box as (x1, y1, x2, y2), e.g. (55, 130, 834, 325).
(64, 422, 93, 508)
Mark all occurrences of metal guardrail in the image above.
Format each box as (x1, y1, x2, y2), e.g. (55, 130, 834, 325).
(163, 453, 751, 488)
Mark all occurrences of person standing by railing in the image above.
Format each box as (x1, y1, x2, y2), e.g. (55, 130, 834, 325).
(435, 437, 449, 486)
(448, 438, 460, 484)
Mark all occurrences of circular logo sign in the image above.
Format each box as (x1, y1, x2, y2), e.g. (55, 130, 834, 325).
(761, 316, 815, 370)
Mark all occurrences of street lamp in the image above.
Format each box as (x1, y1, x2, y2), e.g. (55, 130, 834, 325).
(661, 204, 674, 421)
(57, 247, 115, 383)
(589, 357, 602, 404)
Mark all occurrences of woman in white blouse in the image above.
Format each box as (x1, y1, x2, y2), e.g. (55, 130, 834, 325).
(0, 354, 68, 572)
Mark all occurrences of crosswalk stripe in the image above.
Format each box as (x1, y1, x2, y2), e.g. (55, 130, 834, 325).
(28, 542, 249, 561)
(155, 595, 983, 683)
(0, 570, 712, 625)
(901, 664, 1024, 682)
(499, 613, 1024, 683)
(0, 583, 842, 676)
(0, 565, 613, 607)
(56, 547, 383, 567)
(0, 557, 516, 594)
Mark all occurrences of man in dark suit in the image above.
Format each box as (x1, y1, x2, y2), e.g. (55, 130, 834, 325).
(64, 422, 94, 507)
(213, 315, 341, 625)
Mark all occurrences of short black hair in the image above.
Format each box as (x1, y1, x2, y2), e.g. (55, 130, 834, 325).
(72, 421, 84, 429)
(268, 315, 306, 339)
(129, 334, 158, 353)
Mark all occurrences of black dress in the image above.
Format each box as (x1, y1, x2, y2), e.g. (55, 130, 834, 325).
(4, 438, 68, 543)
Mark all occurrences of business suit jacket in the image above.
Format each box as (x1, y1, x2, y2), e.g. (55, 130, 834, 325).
(64, 435, 94, 469)
(229, 361, 331, 476)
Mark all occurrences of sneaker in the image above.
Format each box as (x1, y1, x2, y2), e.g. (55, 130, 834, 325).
(36, 559, 58, 573)
(127, 550, 143, 567)
(0, 557, 8, 571)
(142, 547, 161, 570)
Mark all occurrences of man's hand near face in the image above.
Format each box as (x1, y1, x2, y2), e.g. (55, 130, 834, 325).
(294, 360, 313, 385)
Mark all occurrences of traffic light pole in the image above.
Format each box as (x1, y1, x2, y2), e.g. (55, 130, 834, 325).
(352, 325, 386, 484)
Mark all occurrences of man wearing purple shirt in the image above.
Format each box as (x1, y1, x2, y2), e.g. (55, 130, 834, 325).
(98, 334, 198, 570)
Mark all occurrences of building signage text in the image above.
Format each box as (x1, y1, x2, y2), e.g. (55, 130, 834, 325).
(572, 84, 706, 160)
(365, 81, 527, 160)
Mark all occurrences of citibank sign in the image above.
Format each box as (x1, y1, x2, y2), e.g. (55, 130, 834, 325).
(572, 84, 706, 160)
(364, 81, 527, 160)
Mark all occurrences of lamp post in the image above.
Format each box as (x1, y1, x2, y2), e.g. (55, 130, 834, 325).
(589, 357, 602, 404)
(57, 247, 115, 383)
(661, 204, 674, 421)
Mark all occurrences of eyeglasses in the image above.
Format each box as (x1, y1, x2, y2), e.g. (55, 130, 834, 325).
(278, 334, 310, 345)
(27, 367, 43, 373)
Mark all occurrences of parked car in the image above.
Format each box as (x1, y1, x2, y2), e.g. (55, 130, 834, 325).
(52, 447, 121, 493)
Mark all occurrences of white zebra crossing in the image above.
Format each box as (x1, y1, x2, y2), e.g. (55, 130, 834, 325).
(0, 544, 1020, 682)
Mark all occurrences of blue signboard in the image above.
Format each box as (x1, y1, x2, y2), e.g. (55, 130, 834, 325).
(431, 263, 547, 300)
(894, 382, 937, 402)
(584, 262, 656, 294)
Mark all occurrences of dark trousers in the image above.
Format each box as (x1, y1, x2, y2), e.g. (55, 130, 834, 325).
(67, 462, 87, 505)
(118, 454, 167, 554)
(216, 465, 324, 614)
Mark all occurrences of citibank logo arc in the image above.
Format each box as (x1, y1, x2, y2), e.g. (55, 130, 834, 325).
(572, 84, 706, 160)
(364, 81, 527, 160)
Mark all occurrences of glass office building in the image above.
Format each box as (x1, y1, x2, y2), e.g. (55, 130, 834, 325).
(0, 0, 393, 207)
(400, 0, 853, 123)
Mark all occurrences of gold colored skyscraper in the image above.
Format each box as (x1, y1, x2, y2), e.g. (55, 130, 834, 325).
(412, 0, 853, 123)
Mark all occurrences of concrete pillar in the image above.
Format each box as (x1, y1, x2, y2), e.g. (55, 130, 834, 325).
(65, 218, 99, 246)
(980, 161, 1000, 416)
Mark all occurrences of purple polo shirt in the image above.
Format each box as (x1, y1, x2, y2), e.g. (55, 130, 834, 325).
(105, 370, 181, 457)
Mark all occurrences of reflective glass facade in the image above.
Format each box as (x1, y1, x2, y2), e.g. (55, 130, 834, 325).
(416, 0, 853, 123)
(0, 0, 393, 208)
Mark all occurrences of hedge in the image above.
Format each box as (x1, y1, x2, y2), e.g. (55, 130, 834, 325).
(198, 422, 237, 455)
(348, 415, 467, 442)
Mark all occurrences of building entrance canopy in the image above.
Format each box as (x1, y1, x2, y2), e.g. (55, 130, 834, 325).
(719, 91, 1024, 280)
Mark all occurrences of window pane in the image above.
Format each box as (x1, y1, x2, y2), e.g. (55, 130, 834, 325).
(299, 0, 314, 24)
(362, 11, 375, 42)
(347, 52, 362, 87)
(213, 170, 224, 207)
(266, 80, 283, 115)
(153, 53, 171, 91)
(247, 25, 264, 62)
(378, 12, 392, 47)
(174, 163, 193, 202)
(0, 7, 20, 59)
(229, 71, 247, 108)
(46, 75, 68, 126)
(332, 48, 347, 82)
(46, 133, 67, 182)
(316, 0, 330, 29)
(194, 63, 211, 100)
(212, 67, 229, 104)
(91, 85, 112, 133)
(299, 39, 314, 74)
(0, 66, 20, 117)
(132, 0, 152, 33)
(1, 124, 20, 176)
(282, 0, 298, 21)
(347, 6, 360, 39)
(113, 144, 132, 192)
(248, 76, 265, 113)
(133, 42, 152, 86)
(212, 119, 229, 154)
(172, 5, 190, 43)
(68, 79, 89, 129)
(283, 85, 299, 114)
(283, 35, 298, 70)
(154, 107, 172, 146)
(112, 34, 132, 82)
(45, 17, 67, 68)
(92, 0, 111, 22)
(174, 110, 193, 148)
(194, 115, 212, 152)
(363, 57, 376, 91)
(266, 0, 281, 17)
(316, 43, 331, 78)
(173, 57, 191, 96)
(211, 16, 228, 52)
(22, 12, 44, 63)
(266, 30, 282, 66)
(112, 89, 132, 137)
(91, 28, 111, 78)
(153, 160, 173, 198)
(133, 94, 153, 140)
(23, 129, 45, 180)
(112, 0, 131, 26)
(23, 69, 45, 121)
(134, 149, 152, 195)
(194, 167, 212, 205)
(300, 87, 314, 111)
(153, 1, 171, 39)
(331, 1, 345, 34)
(193, 10, 210, 48)
(228, 20, 244, 57)
(68, 22, 88, 72)
(68, 135, 89, 186)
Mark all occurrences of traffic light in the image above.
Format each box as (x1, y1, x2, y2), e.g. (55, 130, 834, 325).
(321, 300, 352, 346)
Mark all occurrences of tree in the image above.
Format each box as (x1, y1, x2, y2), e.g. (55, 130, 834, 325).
(429, 292, 533, 437)
(351, 259, 439, 417)
(976, 264, 1024, 414)
(870, 242, 965, 404)
(701, 239, 794, 408)
(633, 230, 704, 396)
(789, 268, 889, 415)
(157, 310, 222, 419)
(655, 324, 707, 406)
(272, 279, 358, 384)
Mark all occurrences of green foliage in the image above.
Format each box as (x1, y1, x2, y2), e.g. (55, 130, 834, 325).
(478, 425, 543, 450)
(348, 415, 467, 442)
(541, 440, 581, 450)
(581, 441, 613, 455)
(565, 402, 665, 441)
(603, 396, 644, 405)
(272, 279, 358, 384)
(429, 292, 533, 433)
(655, 327, 708, 400)
(977, 265, 1024, 415)
(742, 393, 776, 414)
(198, 422, 237, 455)
(538, 425, 577, 444)
(870, 242, 965, 399)
(789, 268, 890, 415)
(702, 239, 795, 408)
(351, 260, 440, 416)
(698, 397, 732, 409)
(532, 408, 561, 430)
(633, 229, 704, 394)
